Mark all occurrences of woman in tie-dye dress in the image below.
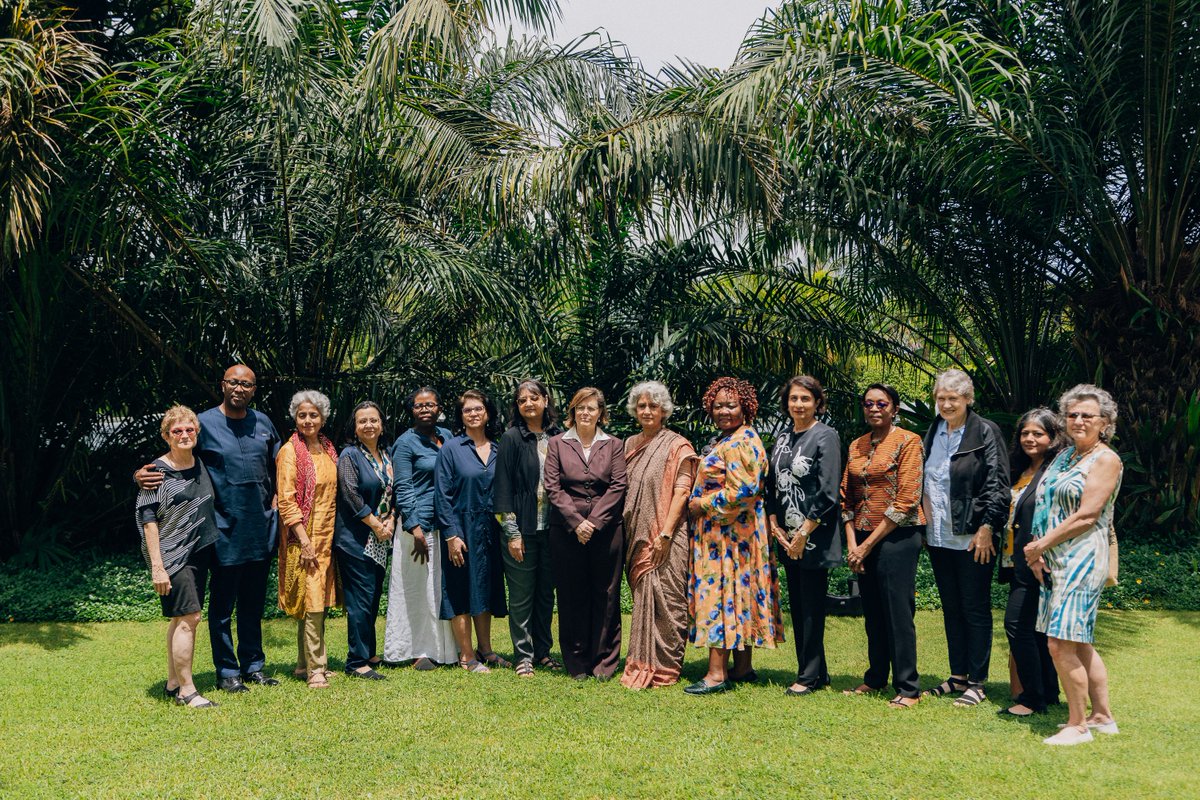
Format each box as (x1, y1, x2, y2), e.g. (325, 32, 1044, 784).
(1023, 384, 1123, 746)
(683, 377, 783, 695)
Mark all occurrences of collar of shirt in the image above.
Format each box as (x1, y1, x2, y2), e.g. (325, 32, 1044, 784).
(562, 427, 611, 444)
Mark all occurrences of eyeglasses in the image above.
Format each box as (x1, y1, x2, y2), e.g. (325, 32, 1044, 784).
(462, 406, 486, 415)
(412, 402, 438, 410)
(169, 426, 197, 437)
(223, 379, 256, 389)
(862, 400, 891, 410)
(1066, 412, 1099, 421)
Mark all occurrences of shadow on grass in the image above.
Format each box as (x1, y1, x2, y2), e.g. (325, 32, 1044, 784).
(0, 622, 92, 651)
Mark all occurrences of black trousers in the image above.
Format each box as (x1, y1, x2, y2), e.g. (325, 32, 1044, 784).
(927, 545, 995, 683)
(208, 557, 271, 679)
(338, 550, 386, 670)
(858, 526, 921, 697)
(1005, 577, 1060, 710)
(550, 524, 624, 678)
(780, 559, 830, 688)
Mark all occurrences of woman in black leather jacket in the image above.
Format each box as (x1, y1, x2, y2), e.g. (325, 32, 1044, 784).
(921, 369, 1010, 707)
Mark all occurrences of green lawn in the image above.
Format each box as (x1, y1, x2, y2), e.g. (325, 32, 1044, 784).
(1, 610, 1194, 799)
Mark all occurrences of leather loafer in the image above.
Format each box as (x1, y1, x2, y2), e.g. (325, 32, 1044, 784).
(242, 671, 279, 686)
(683, 679, 731, 695)
(346, 667, 387, 681)
(728, 669, 758, 684)
(217, 676, 250, 693)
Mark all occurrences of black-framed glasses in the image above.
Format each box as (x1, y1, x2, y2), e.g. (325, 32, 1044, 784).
(412, 402, 438, 410)
(862, 400, 891, 410)
(223, 379, 256, 389)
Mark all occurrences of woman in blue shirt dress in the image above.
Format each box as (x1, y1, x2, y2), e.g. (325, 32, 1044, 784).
(435, 389, 509, 672)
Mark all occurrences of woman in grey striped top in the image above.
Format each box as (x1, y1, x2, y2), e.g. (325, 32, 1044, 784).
(136, 405, 220, 708)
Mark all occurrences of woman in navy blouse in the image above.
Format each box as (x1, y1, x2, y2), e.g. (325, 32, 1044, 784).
(435, 389, 509, 672)
(335, 401, 396, 680)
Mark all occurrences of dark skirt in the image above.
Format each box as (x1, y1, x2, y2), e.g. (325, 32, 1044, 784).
(440, 512, 507, 619)
(160, 544, 213, 618)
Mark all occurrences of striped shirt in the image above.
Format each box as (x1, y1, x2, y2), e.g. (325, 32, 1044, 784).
(135, 458, 219, 576)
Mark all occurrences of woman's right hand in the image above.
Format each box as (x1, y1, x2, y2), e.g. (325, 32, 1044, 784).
(575, 520, 595, 545)
(410, 527, 430, 564)
(447, 536, 467, 567)
(151, 565, 171, 596)
(508, 536, 525, 563)
(649, 534, 671, 568)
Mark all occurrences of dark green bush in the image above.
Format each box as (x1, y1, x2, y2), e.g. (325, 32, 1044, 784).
(2, 543, 1197, 623)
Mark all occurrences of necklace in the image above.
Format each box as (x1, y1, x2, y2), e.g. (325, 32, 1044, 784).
(1069, 441, 1102, 465)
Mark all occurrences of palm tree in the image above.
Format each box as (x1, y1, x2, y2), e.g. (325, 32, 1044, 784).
(704, 0, 1200, 532)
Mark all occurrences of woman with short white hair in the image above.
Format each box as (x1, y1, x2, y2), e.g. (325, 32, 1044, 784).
(1024, 384, 1123, 745)
(921, 369, 1010, 708)
(619, 381, 697, 688)
(276, 389, 341, 688)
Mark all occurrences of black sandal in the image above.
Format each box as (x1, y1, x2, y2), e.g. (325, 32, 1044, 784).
(536, 656, 563, 671)
(478, 651, 512, 669)
(515, 660, 535, 677)
(176, 691, 218, 708)
(954, 684, 987, 707)
(924, 676, 969, 697)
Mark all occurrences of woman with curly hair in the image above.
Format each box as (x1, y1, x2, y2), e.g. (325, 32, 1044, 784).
(684, 377, 783, 695)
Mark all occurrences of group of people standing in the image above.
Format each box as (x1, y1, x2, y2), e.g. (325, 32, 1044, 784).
(135, 365, 1122, 746)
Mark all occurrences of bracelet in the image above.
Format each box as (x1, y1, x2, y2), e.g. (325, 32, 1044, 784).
(658, 531, 672, 541)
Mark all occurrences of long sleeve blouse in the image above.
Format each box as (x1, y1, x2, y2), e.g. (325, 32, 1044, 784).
(841, 426, 927, 531)
(765, 421, 843, 569)
(391, 426, 451, 534)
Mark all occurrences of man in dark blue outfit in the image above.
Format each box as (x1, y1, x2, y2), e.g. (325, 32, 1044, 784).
(138, 365, 282, 693)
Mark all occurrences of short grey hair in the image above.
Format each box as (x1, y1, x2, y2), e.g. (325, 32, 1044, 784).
(1058, 383, 1118, 442)
(626, 381, 675, 420)
(289, 389, 331, 422)
(933, 368, 975, 404)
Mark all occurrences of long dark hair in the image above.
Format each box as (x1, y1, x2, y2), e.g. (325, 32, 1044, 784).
(453, 389, 502, 439)
(1009, 407, 1066, 479)
(341, 400, 391, 449)
(508, 378, 559, 432)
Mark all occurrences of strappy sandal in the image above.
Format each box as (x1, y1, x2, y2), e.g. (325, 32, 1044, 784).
(923, 676, 968, 697)
(515, 660, 535, 678)
(954, 684, 987, 707)
(176, 690, 218, 708)
(307, 671, 330, 689)
(478, 651, 512, 669)
(536, 656, 563, 671)
(888, 695, 919, 709)
(458, 657, 490, 673)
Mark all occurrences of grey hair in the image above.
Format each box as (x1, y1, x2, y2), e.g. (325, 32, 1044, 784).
(1058, 383, 1118, 442)
(933, 368, 975, 404)
(626, 380, 675, 420)
(289, 389, 331, 422)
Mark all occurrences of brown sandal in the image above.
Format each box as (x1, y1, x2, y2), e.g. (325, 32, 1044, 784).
(307, 671, 330, 689)
(889, 695, 919, 709)
(458, 658, 490, 673)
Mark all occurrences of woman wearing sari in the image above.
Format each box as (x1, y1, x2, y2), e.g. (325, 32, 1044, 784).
(620, 381, 698, 689)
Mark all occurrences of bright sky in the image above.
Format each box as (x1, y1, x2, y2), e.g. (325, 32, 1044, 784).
(513, 0, 777, 73)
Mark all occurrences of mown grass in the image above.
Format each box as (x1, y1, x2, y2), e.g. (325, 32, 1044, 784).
(1, 610, 1195, 799)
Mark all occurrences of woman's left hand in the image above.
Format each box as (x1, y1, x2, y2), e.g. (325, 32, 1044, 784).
(649, 534, 671, 568)
(847, 542, 871, 572)
(687, 496, 705, 517)
(787, 529, 809, 560)
(968, 528, 995, 564)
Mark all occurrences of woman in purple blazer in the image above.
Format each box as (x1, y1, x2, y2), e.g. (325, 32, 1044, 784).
(544, 387, 628, 679)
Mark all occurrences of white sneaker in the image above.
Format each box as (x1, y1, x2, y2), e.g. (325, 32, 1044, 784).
(1044, 726, 1094, 745)
(1088, 719, 1119, 735)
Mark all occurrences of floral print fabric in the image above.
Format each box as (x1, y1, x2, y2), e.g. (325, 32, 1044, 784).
(688, 427, 784, 650)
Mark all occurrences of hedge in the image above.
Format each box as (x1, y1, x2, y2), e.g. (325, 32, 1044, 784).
(1, 543, 1197, 623)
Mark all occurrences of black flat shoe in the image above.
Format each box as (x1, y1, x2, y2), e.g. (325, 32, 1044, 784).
(785, 684, 818, 697)
(217, 676, 250, 693)
(346, 667, 387, 681)
(728, 669, 758, 684)
(164, 685, 180, 700)
(242, 671, 279, 686)
(684, 679, 731, 695)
